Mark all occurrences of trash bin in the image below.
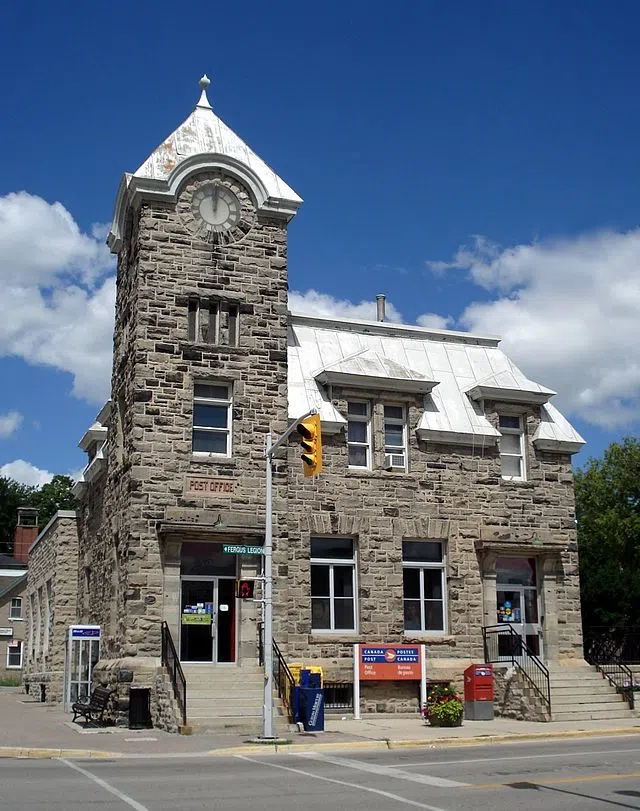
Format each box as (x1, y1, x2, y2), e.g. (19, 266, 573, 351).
(129, 687, 152, 729)
(464, 664, 494, 720)
(299, 687, 324, 732)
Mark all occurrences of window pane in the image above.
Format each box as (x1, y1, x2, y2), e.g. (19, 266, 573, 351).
(192, 430, 227, 454)
(403, 568, 420, 599)
(404, 600, 422, 630)
(347, 402, 368, 416)
(334, 598, 355, 630)
(194, 383, 228, 400)
(311, 538, 354, 559)
(311, 564, 330, 596)
(384, 424, 404, 446)
(311, 598, 331, 629)
(194, 403, 228, 428)
(424, 569, 443, 600)
(524, 589, 539, 623)
(500, 434, 521, 454)
(348, 446, 368, 467)
(348, 422, 367, 443)
(333, 565, 354, 598)
(384, 405, 404, 420)
(499, 415, 521, 430)
(501, 455, 522, 477)
(424, 601, 444, 631)
(497, 557, 536, 587)
(402, 541, 443, 563)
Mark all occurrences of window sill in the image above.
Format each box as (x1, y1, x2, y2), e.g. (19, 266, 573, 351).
(190, 455, 235, 466)
(6, 665, 22, 670)
(500, 478, 534, 488)
(7, 617, 24, 622)
(346, 469, 413, 481)
(310, 632, 358, 640)
(402, 633, 455, 645)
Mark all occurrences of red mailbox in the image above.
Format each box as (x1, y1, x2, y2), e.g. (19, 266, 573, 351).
(464, 663, 494, 702)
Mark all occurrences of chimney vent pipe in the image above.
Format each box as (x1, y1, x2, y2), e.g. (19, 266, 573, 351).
(376, 294, 386, 322)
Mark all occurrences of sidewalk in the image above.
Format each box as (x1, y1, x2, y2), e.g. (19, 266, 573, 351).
(1, 688, 639, 759)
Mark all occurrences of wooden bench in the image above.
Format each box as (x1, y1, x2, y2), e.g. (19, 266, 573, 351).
(71, 687, 113, 725)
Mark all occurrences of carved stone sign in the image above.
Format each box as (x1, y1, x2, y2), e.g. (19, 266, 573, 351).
(184, 476, 235, 499)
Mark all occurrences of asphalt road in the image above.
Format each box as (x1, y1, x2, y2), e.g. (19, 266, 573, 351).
(3, 736, 640, 810)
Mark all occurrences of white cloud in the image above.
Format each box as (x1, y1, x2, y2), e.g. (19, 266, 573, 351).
(0, 193, 115, 404)
(427, 231, 640, 428)
(289, 289, 403, 322)
(0, 459, 53, 487)
(0, 411, 23, 439)
(416, 313, 454, 330)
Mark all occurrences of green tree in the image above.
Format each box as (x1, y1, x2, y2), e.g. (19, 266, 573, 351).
(30, 475, 78, 529)
(576, 437, 640, 628)
(0, 477, 36, 555)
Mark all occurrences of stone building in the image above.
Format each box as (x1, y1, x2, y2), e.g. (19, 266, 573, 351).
(23, 511, 79, 702)
(69, 76, 591, 729)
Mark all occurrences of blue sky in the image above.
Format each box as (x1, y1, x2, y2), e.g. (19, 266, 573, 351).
(0, 0, 639, 484)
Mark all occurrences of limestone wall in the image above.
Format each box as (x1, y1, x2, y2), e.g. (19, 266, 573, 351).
(23, 512, 79, 702)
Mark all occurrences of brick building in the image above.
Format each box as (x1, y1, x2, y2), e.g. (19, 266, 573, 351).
(69, 77, 588, 729)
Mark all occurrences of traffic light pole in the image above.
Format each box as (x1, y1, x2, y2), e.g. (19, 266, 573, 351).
(262, 409, 315, 741)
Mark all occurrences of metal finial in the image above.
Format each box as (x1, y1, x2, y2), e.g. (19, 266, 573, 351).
(197, 74, 212, 109)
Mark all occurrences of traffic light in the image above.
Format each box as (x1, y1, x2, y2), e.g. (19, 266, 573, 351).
(236, 579, 255, 599)
(296, 413, 323, 477)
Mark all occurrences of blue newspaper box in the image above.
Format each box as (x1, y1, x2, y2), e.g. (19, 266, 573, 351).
(300, 687, 325, 732)
(292, 685, 302, 723)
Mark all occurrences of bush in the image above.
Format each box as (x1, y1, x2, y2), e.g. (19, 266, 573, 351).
(422, 683, 464, 727)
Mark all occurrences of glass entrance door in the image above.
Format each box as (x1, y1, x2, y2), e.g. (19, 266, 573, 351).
(180, 578, 236, 663)
(496, 557, 543, 659)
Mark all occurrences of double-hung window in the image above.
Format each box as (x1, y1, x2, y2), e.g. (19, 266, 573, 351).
(347, 401, 370, 468)
(384, 404, 407, 470)
(403, 541, 447, 633)
(499, 415, 525, 480)
(9, 597, 22, 619)
(310, 538, 357, 632)
(192, 383, 232, 457)
(7, 640, 23, 669)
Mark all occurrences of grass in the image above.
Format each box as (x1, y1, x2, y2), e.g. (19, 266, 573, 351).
(0, 678, 21, 687)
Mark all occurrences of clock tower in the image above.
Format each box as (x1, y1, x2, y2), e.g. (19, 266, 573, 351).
(89, 77, 301, 685)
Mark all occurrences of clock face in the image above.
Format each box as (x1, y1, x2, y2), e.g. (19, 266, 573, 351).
(190, 184, 241, 234)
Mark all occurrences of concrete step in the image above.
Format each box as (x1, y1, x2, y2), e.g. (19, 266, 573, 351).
(550, 678, 608, 688)
(186, 689, 264, 699)
(551, 691, 624, 704)
(187, 696, 265, 710)
(550, 685, 618, 697)
(552, 706, 633, 721)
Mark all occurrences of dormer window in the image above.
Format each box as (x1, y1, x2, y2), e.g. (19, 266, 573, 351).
(499, 415, 526, 480)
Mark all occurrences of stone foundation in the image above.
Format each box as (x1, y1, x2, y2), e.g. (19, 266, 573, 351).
(493, 665, 550, 722)
(92, 657, 181, 732)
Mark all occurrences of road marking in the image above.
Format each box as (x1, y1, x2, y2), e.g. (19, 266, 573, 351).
(393, 746, 640, 769)
(296, 751, 467, 788)
(59, 758, 150, 811)
(470, 770, 640, 789)
(235, 754, 450, 811)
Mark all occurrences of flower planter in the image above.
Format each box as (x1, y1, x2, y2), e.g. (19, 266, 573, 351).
(422, 683, 464, 728)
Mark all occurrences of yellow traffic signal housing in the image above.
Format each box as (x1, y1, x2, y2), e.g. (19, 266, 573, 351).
(296, 413, 323, 477)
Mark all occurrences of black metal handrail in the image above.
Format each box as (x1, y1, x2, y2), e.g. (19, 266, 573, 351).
(161, 621, 186, 727)
(483, 624, 551, 717)
(273, 638, 296, 720)
(584, 627, 640, 664)
(594, 661, 636, 710)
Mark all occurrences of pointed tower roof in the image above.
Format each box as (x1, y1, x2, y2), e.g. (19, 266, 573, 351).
(108, 76, 302, 253)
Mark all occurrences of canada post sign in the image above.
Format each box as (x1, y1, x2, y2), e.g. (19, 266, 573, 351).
(359, 645, 421, 681)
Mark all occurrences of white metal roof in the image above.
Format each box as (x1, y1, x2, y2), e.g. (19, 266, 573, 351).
(288, 312, 585, 453)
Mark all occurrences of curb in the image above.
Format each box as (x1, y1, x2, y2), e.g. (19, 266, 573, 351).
(2, 726, 639, 759)
(207, 725, 640, 757)
(0, 747, 121, 760)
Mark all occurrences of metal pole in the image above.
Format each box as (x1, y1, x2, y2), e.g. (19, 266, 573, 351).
(263, 432, 275, 739)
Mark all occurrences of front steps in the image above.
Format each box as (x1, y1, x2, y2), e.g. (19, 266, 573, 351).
(182, 663, 290, 734)
(549, 662, 636, 721)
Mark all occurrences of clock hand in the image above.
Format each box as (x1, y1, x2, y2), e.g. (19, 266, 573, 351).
(212, 186, 219, 214)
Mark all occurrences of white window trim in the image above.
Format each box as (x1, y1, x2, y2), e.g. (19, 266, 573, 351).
(402, 542, 448, 636)
(347, 400, 371, 470)
(499, 415, 526, 482)
(189, 299, 220, 345)
(192, 382, 233, 459)
(9, 597, 22, 620)
(383, 403, 408, 472)
(310, 546, 358, 634)
(7, 639, 23, 669)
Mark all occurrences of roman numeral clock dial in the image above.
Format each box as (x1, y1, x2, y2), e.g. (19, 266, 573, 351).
(189, 183, 242, 243)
